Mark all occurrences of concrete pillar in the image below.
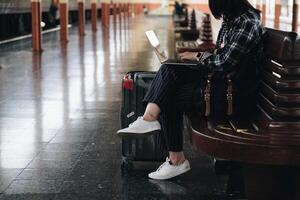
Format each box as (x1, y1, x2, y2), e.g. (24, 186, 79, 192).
(123, 0, 127, 20)
(292, 0, 299, 32)
(123, 1, 127, 14)
(126, 3, 130, 17)
(101, 0, 109, 27)
(274, 0, 281, 29)
(107, 0, 111, 25)
(113, 0, 117, 23)
(138, 1, 143, 15)
(134, 3, 137, 15)
(117, 0, 120, 14)
(31, 0, 42, 51)
(91, 0, 98, 31)
(256, 0, 261, 10)
(132, 0, 137, 16)
(101, 2, 105, 26)
(118, 0, 123, 23)
(262, 0, 266, 26)
(139, 2, 143, 14)
(119, 1, 123, 15)
(78, 0, 85, 36)
(128, 1, 132, 16)
(60, 0, 69, 42)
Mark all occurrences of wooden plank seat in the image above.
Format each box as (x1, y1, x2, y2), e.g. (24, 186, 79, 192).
(174, 10, 201, 41)
(174, 10, 189, 28)
(259, 95, 300, 119)
(186, 28, 300, 199)
(262, 71, 300, 91)
(264, 60, 300, 76)
(173, 4, 189, 27)
(173, 15, 186, 24)
(260, 82, 300, 105)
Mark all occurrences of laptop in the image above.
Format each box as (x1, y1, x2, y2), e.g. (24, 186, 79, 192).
(145, 30, 199, 67)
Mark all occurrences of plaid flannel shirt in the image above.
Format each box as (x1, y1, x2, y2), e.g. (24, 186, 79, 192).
(203, 10, 263, 72)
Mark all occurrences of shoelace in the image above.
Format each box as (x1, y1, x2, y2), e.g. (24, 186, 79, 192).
(128, 116, 142, 127)
(156, 158, 170, 172)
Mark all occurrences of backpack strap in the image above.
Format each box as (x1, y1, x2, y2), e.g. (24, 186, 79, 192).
(204, 74, 213, 116)
(226, 71, 237, 116)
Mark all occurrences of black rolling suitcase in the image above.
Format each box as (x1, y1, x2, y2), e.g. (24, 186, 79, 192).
(120, 71, 167, 169)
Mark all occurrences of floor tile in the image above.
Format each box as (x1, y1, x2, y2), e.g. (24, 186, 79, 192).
(0, 194, 56, 200)
(59, 180, 117, 194)
(27, 158, 78, 169)
(16, 168, 71, 181)
(4, 180, 63, 194)
(54, 193, 120, 200)
(66, 160, 121, 181)
(35, 151, 81, 161)
(0, 169, 23, 193)
(79, 150, 120, 160)
(41, 143, 88, 153)
(49, 134, 93, 144)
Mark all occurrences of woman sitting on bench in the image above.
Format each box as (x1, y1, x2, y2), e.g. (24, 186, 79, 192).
(117, 0, 264, 180)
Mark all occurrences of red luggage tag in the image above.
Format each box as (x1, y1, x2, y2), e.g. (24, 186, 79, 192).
(122, 74, 134, 91)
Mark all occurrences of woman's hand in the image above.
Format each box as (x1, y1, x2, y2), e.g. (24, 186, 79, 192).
(178, 52, 198, 61)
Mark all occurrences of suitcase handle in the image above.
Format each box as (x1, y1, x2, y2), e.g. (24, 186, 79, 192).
(136, 78, 153, 89)
(135, 74, 155, 89)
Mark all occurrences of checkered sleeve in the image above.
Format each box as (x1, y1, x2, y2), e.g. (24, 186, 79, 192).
(204, 20, 259, 72)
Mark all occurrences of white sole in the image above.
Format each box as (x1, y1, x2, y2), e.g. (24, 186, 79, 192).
(148, 166, 191, 180)
(117, 129, 160, 138)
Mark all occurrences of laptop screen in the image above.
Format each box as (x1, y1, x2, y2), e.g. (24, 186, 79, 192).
(145, 30, 160, 48)
(144, 30, 198, 67)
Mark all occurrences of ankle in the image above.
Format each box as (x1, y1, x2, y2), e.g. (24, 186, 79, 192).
(143, 113, 157, 121)
(170, 157, 185, 166)
(169, 151, 186, 166)
(144, 103, 160, 121)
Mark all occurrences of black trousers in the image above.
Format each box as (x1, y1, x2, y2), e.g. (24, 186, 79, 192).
(143, 64, 204, 152)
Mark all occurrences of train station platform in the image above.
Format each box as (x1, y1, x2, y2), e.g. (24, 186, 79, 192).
(0, 16, 230, 200)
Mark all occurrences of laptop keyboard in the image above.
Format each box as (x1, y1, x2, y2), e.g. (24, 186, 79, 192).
(176, 41, 199, 48)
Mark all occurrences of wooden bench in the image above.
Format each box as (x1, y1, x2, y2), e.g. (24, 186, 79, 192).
(186, 28, 300, 200)
(173, 4, 189, 27)
(174, 9, 201, 41)
(175, 13, 216, 56)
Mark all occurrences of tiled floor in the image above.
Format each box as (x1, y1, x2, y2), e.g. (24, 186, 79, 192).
(0, 15, 232, 199)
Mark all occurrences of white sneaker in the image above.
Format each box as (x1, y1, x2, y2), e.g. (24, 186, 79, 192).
(148, 157, 191, 180)
(117, 117, 161, 138)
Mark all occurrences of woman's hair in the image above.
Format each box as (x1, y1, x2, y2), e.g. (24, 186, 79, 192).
(209, 0, 261, 19)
